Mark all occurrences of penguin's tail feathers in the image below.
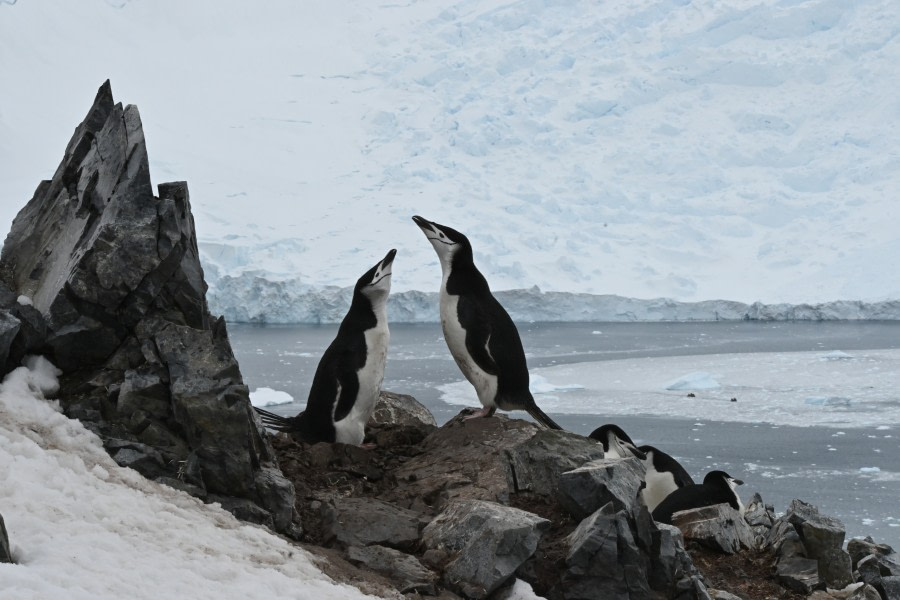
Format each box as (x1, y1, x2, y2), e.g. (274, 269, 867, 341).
(527, 404, 563, 430)
(254, 407, 295, 432)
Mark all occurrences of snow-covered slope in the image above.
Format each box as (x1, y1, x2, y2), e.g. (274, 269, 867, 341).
(2, 0, 899, 321)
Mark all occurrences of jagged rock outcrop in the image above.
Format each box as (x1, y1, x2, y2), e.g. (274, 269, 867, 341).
(0, 81, 294, 533)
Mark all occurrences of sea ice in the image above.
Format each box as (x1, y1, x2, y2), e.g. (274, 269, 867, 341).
(249, 387, 294, 407)
(664, 371, 721, 391)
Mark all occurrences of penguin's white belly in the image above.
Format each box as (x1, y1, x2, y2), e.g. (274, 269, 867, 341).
(440, 293, 498, 408)
(642, 465, 679, 512)
(333, 326, 389, 445)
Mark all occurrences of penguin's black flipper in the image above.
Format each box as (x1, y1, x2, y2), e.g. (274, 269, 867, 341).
(525, 398, 563, 430)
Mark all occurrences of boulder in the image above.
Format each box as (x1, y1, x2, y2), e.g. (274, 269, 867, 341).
(561, 502, 653, 600)
(369, 390, 437, 429)
(347, 545, 438, 595)
(670, 504, 756, 554)
(786, 499, 852, 588)
(878, 576, 900, 600)
(0, 512, 11, 563)
(556, 456, 645, 520)
(0, 81, 294, 533)
(421, 499, 550, 599)
(775, 556, 820, 594)
(323, 497, 423, 550)
(505, 429, 606, 496)
(848, 536, 900, 574)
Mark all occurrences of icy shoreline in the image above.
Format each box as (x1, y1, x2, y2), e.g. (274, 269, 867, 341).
(208, 276, 900, 324)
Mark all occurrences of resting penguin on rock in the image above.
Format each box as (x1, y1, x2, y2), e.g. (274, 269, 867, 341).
(411, 215, 561, 429)
(637, 444, 695, 512)
(651, 470, 744, 526)
(255, 249, 396, 445)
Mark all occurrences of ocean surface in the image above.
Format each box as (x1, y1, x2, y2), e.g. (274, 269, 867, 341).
(229, 321, 900, 548)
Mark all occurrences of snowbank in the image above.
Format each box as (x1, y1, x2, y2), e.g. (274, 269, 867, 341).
(0, 358, 372, 600)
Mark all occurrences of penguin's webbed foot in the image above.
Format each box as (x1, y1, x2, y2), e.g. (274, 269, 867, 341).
(463, 406, 496, 420)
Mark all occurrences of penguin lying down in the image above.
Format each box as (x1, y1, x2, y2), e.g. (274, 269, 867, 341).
(255, 249, 396, 445)
(651, 470, 744, 525)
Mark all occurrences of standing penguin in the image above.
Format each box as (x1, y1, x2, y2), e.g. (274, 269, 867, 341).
(651, 470, 744, 525)
(411, 216, 561, 429)
(254, 249, 396, 445)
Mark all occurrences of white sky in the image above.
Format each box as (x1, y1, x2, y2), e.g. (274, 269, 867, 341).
(2, 0, 899, 304)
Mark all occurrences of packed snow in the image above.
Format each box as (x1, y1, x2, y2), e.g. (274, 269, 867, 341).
(0, 358, 376, 600)
(440, 349, 900, 429)
(249, 386, 294, 408)
(2, 0, 900, 324)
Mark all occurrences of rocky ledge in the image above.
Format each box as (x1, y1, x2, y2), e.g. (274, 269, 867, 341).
(273, 395, 900, 600)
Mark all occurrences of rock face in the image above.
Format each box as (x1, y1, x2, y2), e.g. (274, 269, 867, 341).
(0, 512, 12, 563)
(0, 82, 293, 532)
(671, 504, 756, 554)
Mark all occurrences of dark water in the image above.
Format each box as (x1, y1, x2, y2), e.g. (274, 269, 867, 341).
(229, 320, 900, 547)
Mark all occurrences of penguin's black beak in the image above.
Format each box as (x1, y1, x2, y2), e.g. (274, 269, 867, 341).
(412, 215, 434, 232)
(626, 443, 647, 460)
(382, 248, 397, 267)
(733, 478, 744, 486)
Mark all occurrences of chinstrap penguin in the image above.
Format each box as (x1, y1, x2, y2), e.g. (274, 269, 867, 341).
(588, 424, 646, 460)
(411, 215, 561, 430)
(255, 249, 396, 445)
(638, 444, 695, 512)
(651, 470, 744, 525)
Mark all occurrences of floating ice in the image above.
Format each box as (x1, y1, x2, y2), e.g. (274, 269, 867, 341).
(804, 396, 852, 407)
(530, 374, 584, 395)
(664, 371, 720, 391)
(860, 467, 882, 473)
(821, 351, 854, 360)
(249, 387, 294, 408)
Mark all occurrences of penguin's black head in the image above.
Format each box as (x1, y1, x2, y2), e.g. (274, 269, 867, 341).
(704, 470, 744, 488)
(588, 424, 646, 460)
(411, 215, 472, 266)
(356, 249, 396, 302)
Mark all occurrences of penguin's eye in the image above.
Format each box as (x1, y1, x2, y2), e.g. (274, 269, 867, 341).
(439, 232, 445, 238)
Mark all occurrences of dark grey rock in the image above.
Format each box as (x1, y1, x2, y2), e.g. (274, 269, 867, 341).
(650, 523, 703, 596)
(848, 583, 886, 600)
(671, 504, 756, 554)
(505, 429, 606, 496)
(105, 439, 168, 478)
(347, 545, 438, 595)
(0, 512, 12, 563)
(878, 576, 900, 600)
(786, 499, 846, 558)
(0, 310, 20, 373)
(817, 546, 853, 590)
(324, 497, 422, 550)
(556, 456, 645, 520)
(209, 495, 273, 528)
(561, 502, 653, 600)
(117, 366, 171, 421)
(775, 556, 820, 594)
(4, 302, 49, 373)
(421, 499, 549, 599)
(743, 492, 774, 528)
(848, 536, 900, 574)
(785, 499, 851, 588)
